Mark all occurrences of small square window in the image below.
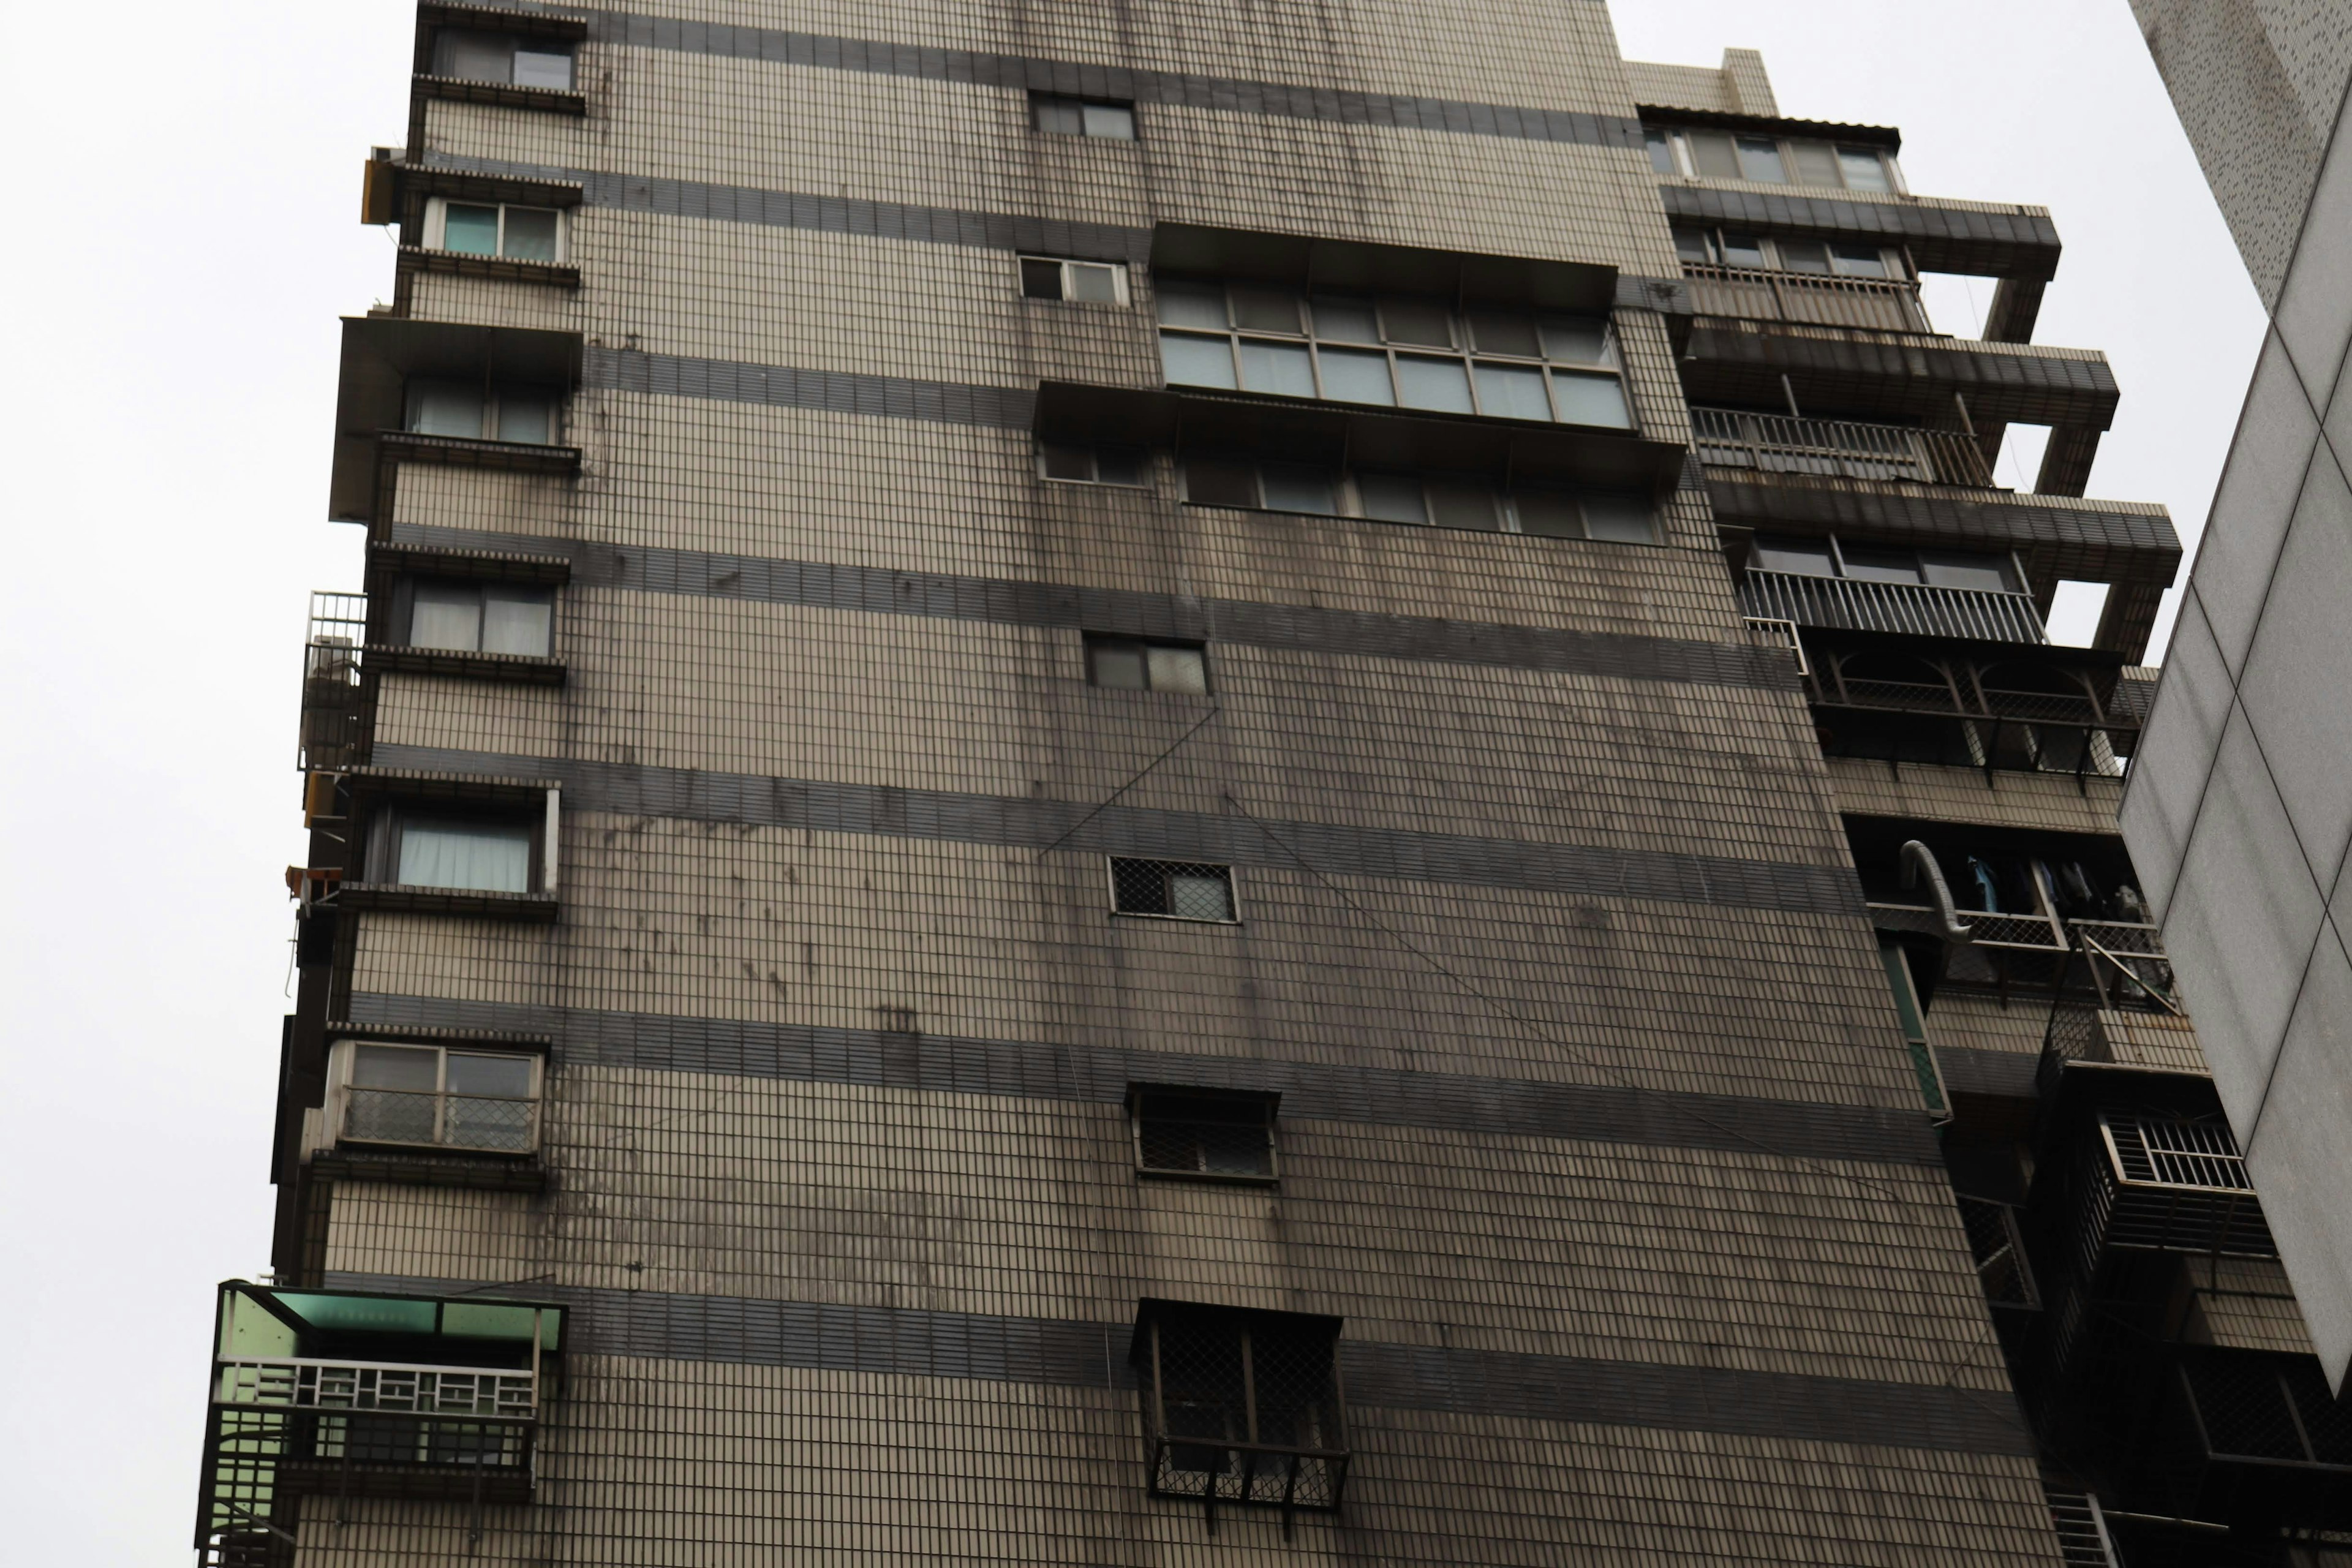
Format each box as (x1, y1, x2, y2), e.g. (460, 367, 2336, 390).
(1131, 1087, 1277, 1181)
(1087, 636, 1208, 693)
(1837, 146, 1893, 192)
(1033, 92, 1135, 139)
(1020, 256, 1130, 303)
(1110, 858, 1237, 922)
(1735, 136, 1787, 183)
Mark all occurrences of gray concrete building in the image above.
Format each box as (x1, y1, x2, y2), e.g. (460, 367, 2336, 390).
(192, 3, 2352, 1564)
(2120, 2, 2352, 1392)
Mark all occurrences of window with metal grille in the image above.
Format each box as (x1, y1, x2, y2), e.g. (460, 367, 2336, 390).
(1131, 1301, 1348, 1515)
(2106, 1114, 2252, 1191)
(1131, 1087, 1276, 1182)
(1109, 858, 1237, 922)
(1955, 1195, 2038, 1310)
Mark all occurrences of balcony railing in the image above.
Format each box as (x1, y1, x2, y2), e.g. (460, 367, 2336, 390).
(1741, 570, 2046, 643)
(343, 1087, 541, 1155)
(298, 590, 368, 772)
(2044, 921, 2207, 1077)
(1683, 263, 1934, 334)
(1693, 406, 1994, 487)
(218, 1357, 538, 1420)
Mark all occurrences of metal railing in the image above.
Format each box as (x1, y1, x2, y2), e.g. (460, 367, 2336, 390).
(1692, 406, 1993, 487)
(1743, 616, 1808, 676)
(1683, 263, 1934, 333)
(1147, 1433, 1349, 1512)
(342, 1087, 541, 1155)
(2043, 921, 2206, 1076)
(1740, 570, 2046, 643)
(298, 591, 368, 772)
(217, 1356, 538, 1419)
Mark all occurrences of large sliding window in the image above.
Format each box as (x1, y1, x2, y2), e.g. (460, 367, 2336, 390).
(1155, 279, 1632, 430)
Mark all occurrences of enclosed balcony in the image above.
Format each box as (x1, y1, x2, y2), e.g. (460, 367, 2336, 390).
(1681, 265, 1931, 334)
(197, 1284, 564, 1566)
(2141, 1351, 2352, 1531)
(1693, 407, 1994, 487)
(1798, 633, 2139, 782)
(296, 593, 368, 774)
(1131, 1300, 1349, 1525)
(1738, 530, 2046, 645)
(1850, 828, 2149, 995)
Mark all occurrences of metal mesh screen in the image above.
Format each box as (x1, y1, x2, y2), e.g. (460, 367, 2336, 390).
(1110, 858, 1235, 921)
(1956, 1196, 2038, 1308)
(1136, 1091, 1274, 1178)
(345, 1089, 537, 1153)
(1137, 1308, 1347, 1512)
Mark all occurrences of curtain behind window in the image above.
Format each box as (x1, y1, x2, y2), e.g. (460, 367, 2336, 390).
(398, 818, 533, 892)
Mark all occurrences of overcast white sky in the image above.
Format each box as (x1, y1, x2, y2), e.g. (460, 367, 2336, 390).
(0, 1, 2261, 1561)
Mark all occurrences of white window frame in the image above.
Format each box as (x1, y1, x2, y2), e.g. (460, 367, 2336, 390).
(1019, 255, 1130, 304)
(422, 196, 568, 263)
(1177, 455, 1659, 544)
(325, 1038, 545, 1156)
(1651, 127, 1907, 195)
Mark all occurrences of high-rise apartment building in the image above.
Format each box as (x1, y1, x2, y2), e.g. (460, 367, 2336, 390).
(194, 4, 2351, 1563)
(2119, 0, 2352, 1396)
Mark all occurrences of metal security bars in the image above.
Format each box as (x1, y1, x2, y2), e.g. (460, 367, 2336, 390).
(1132, 1087, 1278, 1182)
(1692, 407, 1994, 488)
(1740, 570, 2046, 643)
(1133, 1303, 1348, 1525)
(1683, 264, 1931, 333)
(2090, 1114, 2273, 1257)
(1110, 859, 1238, 922)
(2043, 922, 2204, 1076)
(298, 592, 369, 772)
(1957, 1196, 2040, 1311)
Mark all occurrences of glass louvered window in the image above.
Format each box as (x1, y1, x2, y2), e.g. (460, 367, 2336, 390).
(1155, 279, 1632, 429)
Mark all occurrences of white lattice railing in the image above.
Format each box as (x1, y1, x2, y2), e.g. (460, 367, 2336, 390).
(216, 1357, 538, 1420)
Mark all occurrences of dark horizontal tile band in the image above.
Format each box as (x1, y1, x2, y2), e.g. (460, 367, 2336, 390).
(415, 153, 1692, 311)
(364, 742, 1864, 916)
(322, 1272, 2029, 1456)
(576, 9, 1645, 152)
(346, 990, 1943, 1167)
(385, 522, 1796, 692)
(582, 345, 1035, 428)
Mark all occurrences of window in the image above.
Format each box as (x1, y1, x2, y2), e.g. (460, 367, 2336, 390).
(1182, 453, 1656, 543)
(402, 580, 556, 657)
(1156, 278, 1632, 429)
(1648, 126, 1903, 194)
(1020, 255, 1129, 303)
(1132, 1087, 1276, 1180)
(1131, 1302, 1348, 1509)
(1038, 441, 1148, 486)
(1110, 858, 1237, 922)
(1031, 92, 1135, 139)
(1750, 534, 2022, 592)
(431, 31, 575, 91)
(405, 382, 562, 445)
(338, 1040, 541, 1155)
(1087, 636, 1208, 693)
(1671, 225, 1910, 281)
(424, 198, 564, 262)
(372, 804, 548, 895)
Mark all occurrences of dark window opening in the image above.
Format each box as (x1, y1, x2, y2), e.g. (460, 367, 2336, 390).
(1132, 1087, 1276, 1181)
(1087, 636, 1207, 693)
(431, 31, 575, 91)
(1110, 858, 1236, 922)
(1131, 1302, 1348, 1510)
(1020, 255, 1128, 302)
(404, 381, 562, 446)
(1038, 441, 1148, 486)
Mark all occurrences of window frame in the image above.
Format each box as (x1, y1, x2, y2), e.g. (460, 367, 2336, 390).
(1085, 634, 1211, 694)
(1749, 533, 2026, 594)
(1154, 278, 1633, 431)
(1019, 254, 1131, 304)
(1671, 225, 1912, 282)
(1030, 91, 1138, 140)
(428, 28, 578, 91)
(403, 380, 565, 447)
(330, 1038, 546, 1158)
(1649, 126, 1906, 195)
(422, 197, 568, 263)
(1036, 441, 1150, 487)
(1129, 1085, 1280, 1185)
(1129, 1300, 1351, 1512)
(393, 576, 559, 658)
(1107, 858, 1241, 924)
(1178, 453, 1659, 544)
(366, 793, 559, 899)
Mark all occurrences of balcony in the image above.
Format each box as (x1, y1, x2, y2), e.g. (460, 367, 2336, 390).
(2044, 922, 2207, 1077)
(1741, 569, 2044, 643)
(2144, 1351, 2352, 1530)
(1802, 634, 2136, 781)
(1681, 263, 1932, 334)
(1693, 406, 1994, 488)
(197, 1284, 563, 1567)
(1133, 1301, 1349, 1523)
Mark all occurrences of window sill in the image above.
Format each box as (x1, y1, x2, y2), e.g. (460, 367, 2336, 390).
(398, 244, 579, 290)
(311, 1145, 548, 1193)
(1110, 911, 1242, 927)
(339, 883, 559, 922)
(380, 429, 582, 475)
(413, 72, 586, 115)
(1180, 497, 1654, 546)
(369, 644, 568, 685)
(1137, 1166, 1280, 1187)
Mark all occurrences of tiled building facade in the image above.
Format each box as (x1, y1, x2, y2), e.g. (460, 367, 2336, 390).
(195, 4, 2350, 1564)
